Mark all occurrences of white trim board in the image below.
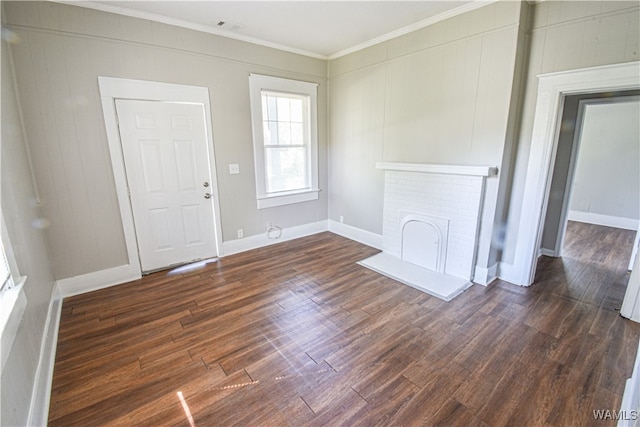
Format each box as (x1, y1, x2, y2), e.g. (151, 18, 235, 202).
(539, 248, 556, 258)
(222, 221, 329, 256)
(568, 211, 639, 231)
(97, 76, 225, 276)
(56, 264, 142, 298)
(27, 284, 62, 427)
(474, 263, 498, 286)
(376, 162, 498, 177)
(510, 61, 640, 287)
(327, 220, 383, 250)
(618, 339, 640, 427)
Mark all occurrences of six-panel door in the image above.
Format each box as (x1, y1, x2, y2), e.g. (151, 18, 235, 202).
(115, 99, 217, 272)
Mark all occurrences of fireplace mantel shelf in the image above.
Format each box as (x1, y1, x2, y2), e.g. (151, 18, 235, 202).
(376, 162, 498, 177)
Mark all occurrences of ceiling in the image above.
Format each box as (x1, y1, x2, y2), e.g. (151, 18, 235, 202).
(67, 1, 491, 59)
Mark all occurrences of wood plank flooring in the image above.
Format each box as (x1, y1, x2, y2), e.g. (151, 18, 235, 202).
(49, 225, 640, 426)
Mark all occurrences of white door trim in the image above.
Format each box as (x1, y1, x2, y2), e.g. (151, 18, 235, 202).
(98, 77, 224, 278)
(511, 61, 640, 286)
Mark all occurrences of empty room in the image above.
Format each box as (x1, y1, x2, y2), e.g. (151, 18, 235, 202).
(2, 0, 640, 425)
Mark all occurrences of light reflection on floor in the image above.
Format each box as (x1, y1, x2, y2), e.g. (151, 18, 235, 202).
(177, 391, 196, 427)
(167, 258, 219, 276)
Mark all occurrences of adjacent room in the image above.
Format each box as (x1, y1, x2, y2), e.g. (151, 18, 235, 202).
(1, 1, 639, 425)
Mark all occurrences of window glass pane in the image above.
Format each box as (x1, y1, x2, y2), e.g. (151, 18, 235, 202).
(277, 122, 291, 145)
(290, 98, 303, 123)
(276, 97, 290, 122)
(291, 123, 303, 145)
(261, 93, 308, 149)
(265, 95, 278, 122)
(265, 147, 308, 193)
(263, 121, 278, 145)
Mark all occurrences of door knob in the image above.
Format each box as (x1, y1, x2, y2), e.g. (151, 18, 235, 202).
(203, 181, 210, 187)
(204, 193, 211, 199)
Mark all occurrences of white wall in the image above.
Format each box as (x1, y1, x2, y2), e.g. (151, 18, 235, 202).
(1, 22, 56, 426)
(3, 1, 328, 281)
(569, 100, 640, 226)
(501, 1, 640, 267)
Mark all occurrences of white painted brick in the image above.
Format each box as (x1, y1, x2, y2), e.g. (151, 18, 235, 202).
(381, 169, 487, 279)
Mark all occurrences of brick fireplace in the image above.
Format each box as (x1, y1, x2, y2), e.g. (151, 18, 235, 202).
(359, 162, 497, 301)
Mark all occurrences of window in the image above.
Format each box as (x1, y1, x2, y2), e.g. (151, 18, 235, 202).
(249, 74, 319, 209)
(0, 217, 26, 373)
(0, 217, 17, 293)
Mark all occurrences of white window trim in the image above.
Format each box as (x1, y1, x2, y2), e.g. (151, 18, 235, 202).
(0, 215, 27, 373)
(249, 74, 320, 209)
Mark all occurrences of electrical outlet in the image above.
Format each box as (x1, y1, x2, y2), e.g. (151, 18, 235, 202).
(339, 216, 344, 224)
(237, 229, 244, 238)
(229, 163, 240, 175)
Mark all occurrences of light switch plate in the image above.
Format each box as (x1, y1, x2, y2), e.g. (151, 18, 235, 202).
(229, 163, 240, 174)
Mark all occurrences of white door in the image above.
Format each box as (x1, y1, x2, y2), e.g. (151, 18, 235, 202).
(115, 100, 217, 272)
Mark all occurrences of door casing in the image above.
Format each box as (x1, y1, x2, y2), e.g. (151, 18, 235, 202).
(98, 77, 224, 278)
(509, 61, 640, 286)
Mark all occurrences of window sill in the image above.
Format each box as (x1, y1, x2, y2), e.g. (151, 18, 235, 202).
(257, 189, 320, 209)
(1, 276, 27, 372)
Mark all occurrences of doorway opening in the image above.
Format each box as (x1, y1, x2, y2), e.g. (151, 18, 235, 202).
(536, 91, 639, 309)
(539, 91, 639, 261)
(513, 61, 640, 288)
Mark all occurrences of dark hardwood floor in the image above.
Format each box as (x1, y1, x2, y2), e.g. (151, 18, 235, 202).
(49, 224, 640, 426)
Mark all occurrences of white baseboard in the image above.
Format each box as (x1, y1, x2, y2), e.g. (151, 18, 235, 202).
(222, 220, 328, 256)
(474, 263, 498, 286)
(568, 210, 639, 231)
(27, 284, 62, 427)
(327, 220, 383, 250)
(539, 248, 557, 257)
(56, 264, 142, 298)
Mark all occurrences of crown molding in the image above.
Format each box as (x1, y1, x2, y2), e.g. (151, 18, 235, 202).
(328, 0, 498, 60)
(51, 0, 498, 61)
(52, 0, 328, 60)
